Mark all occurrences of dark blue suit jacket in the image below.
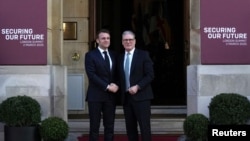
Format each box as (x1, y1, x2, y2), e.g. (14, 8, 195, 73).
(118, 48, 154, 104)
(85, 48, 118, 102)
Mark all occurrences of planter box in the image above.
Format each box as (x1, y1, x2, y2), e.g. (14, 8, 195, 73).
(4, 126, 41, 141)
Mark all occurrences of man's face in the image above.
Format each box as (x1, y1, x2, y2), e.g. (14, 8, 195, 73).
(122, 34, 136, 52)
(96, 32, 110, 50)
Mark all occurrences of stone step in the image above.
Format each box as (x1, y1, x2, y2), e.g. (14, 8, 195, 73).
(68, 106, 187, 135)
(68, 117, 185, 135)
(0, 118, 185, 141)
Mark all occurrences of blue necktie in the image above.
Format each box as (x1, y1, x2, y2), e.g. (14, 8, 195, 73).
(124, 52, 131, 89)
(103, 51, 110, 70)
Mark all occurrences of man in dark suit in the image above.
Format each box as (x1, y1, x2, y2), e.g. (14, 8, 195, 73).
(118, 30, 154, 141)
(85, 29, 119, 141)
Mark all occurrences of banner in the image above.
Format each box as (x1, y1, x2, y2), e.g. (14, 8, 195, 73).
(0, 0, 47, 65)
(201, 0, 250, 64)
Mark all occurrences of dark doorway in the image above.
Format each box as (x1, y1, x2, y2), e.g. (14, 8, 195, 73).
(90, 0, 188, 106)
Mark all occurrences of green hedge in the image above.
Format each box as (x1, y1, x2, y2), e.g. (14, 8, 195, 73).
(209, 93, 250, 125)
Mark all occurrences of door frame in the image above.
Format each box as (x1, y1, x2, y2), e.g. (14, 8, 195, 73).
(89, 0, 189, 112)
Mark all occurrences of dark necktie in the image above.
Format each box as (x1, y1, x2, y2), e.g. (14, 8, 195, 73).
(103, 51, 110, 70)
(124, 52, 131, 89)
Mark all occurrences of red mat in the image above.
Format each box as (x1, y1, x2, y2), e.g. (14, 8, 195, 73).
(78, 134, 180, 141)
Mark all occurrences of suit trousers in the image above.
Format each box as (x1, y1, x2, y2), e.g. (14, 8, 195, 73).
(88, 100, 116, 141)
(123, 93, 152, 141)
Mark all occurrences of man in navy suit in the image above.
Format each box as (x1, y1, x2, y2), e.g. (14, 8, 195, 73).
(85, 29, 119, 141)
(118, 30, 154, 141)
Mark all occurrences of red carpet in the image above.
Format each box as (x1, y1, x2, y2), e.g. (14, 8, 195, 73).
(78, 134, 180, 141)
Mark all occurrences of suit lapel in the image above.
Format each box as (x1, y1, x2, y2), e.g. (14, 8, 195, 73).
(109, 52, 115, 72)
(95, 49, 110, 72)
(130, 49, 137, 73)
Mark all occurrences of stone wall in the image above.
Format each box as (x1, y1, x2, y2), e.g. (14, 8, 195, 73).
(187, 65, 250, 117)
(0, 65, 67, 121)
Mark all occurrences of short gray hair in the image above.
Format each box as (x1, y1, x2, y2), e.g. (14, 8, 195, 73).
(122, 30, 135, 38)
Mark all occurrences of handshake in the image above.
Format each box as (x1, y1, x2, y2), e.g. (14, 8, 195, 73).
(107, 83, 119, 93)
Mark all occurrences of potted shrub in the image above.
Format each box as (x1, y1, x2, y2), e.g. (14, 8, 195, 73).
(0, 95, 42, 141)
(183, 113, 209, 141)
(208, 93, 250, 125)
(40, 116, 69, 141)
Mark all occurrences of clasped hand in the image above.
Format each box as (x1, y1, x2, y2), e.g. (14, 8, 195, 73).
(108, 83, 119, 93)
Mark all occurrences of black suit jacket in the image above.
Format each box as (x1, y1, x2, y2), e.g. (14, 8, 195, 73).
(118, 48, 154, 104)
(85, 48, 118, 102)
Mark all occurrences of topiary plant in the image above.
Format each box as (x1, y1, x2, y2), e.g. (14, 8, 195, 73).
(0, 95, 41, 126)
(183, 113, 209, 141)
(208, 93, 250, 125)
(40, 116, 69, 141)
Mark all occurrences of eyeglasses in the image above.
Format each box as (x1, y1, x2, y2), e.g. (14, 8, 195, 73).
(122, 39, 135, 42)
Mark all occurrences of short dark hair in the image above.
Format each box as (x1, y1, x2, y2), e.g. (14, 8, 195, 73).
(96, 29, 110, 39)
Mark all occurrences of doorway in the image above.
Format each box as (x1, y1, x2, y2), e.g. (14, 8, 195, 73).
(89, 0, 189, 106)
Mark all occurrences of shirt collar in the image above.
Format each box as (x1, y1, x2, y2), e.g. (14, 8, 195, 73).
(125, 48, 135, 55)
(98, 47, 108, 53)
